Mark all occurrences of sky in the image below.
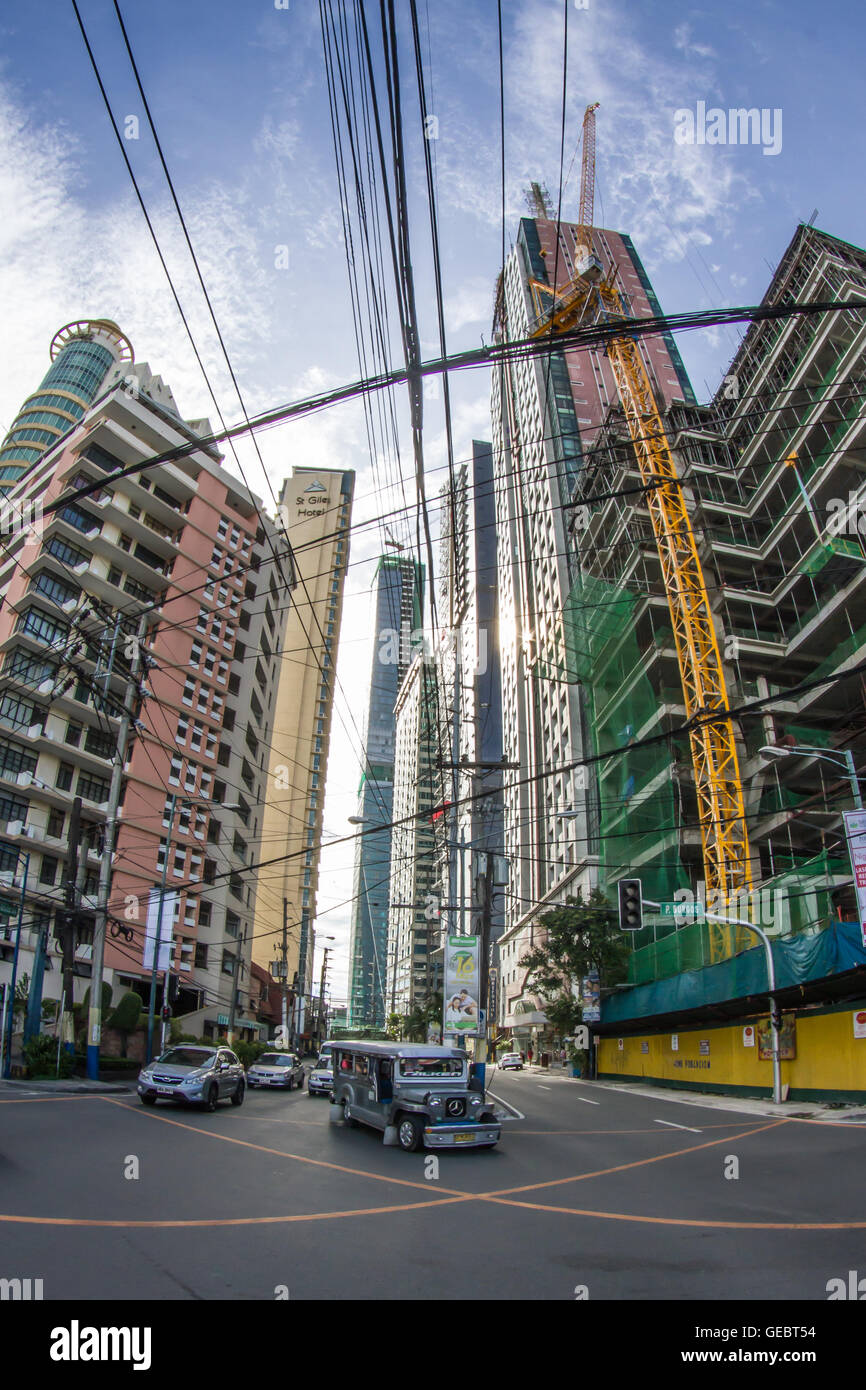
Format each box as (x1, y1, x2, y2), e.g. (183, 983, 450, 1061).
(1, 0, 864, 1006)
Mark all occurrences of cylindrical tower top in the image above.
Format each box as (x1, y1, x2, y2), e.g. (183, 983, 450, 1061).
(49, 319, 134, 365)
(0, 317, 135, 491)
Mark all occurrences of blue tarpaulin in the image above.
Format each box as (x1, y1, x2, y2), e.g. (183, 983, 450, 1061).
(602, 920, 866, 1025)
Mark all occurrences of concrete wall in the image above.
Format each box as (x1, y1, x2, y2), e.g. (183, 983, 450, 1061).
(598, 999, 866, 1102)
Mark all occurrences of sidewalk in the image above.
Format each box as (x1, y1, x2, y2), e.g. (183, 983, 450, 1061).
(0, 1077, 134, 1096)
(497, 1064, 866, 1122)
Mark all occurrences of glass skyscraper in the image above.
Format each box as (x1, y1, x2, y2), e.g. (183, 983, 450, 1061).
(347, 555, 423, 1028)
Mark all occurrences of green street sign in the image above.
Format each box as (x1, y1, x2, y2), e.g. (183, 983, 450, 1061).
(657, 902, 704, 919)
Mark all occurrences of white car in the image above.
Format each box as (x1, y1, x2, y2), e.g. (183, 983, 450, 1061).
(499, 1052, 524, 1070)
(247, 1052, 305, 1090)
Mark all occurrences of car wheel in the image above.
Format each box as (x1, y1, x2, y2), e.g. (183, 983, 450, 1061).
(342, 1101, 357, 1128)
(140, 1093, 157, 1106)
(231, 1081, 245, 1107)
(204, 1084, 219, 1112)
(396, 1114, 423, 1152)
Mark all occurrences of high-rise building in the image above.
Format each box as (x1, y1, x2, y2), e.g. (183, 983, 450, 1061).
(0, 323, 288, 1044)
(387, 649, 439, 1017)
(252, 467, 353, 1043)
(346, 555, 422, 1029)
(491, 216, 697, 1040)
(433, 441, 504, 953)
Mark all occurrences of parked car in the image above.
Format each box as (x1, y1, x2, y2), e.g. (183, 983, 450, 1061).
(330, 1041, 500, 1152)
(499, 1052, 524, 1070)
(247, 1052, 305, 1090)
(137, 1046, 245, 1110)
(307, 1047, 334, 1096)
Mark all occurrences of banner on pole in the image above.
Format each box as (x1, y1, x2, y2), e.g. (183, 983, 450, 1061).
(443, 935, 481, 1036)
(843, 811, 866, 948)
(143, 892, 177, 973)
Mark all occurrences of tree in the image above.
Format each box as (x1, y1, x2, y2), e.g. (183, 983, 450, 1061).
(106, 991, 143, 1058)
(518, 888, 629, 1031)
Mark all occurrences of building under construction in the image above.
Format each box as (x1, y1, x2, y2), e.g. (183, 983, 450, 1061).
(492, 147, 866, 1093)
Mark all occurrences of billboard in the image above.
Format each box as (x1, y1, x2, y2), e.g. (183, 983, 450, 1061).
(443, 935, 481, 1037)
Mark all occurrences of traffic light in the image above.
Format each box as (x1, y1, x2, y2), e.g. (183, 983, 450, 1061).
(161, 1004, 172, 1022)
(618, 878, 643, 931)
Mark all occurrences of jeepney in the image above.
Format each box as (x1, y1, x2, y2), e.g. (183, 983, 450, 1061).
(328, 1041, 501, 1152)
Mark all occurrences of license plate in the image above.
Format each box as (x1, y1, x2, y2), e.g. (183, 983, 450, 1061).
(454, 1132, 475, 1144)
(157, 1086, 175, 1095)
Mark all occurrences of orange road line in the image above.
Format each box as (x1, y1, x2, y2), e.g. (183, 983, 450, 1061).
(97, 1097, 476, 1200)
(482, 1197, 866, 1231)
(0, 1196, 475, 1228)
(477, 1119, 789, 1199)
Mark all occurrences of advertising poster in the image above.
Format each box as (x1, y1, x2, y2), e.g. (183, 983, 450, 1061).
(443, 935, 480, 1036)
(843, 811, 866, 948)
(758, 1014, 796, 1060)
(743, 1024, 756, 1047)
(142, 892, 177, 974)
(580, 970, 601, 1023)
(853, 1010, 866, 1040)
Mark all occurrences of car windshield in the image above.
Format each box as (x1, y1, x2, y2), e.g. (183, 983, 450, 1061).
(156, 1048, 215, 1067)
(257, 1054, 294, 1067)
(398, 1057, 463, 1078)
(315, 1057, 332, 1069)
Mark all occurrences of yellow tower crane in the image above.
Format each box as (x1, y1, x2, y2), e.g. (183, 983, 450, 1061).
(527, 104, 753, 959)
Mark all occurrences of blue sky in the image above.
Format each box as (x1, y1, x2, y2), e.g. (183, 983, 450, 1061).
(1, 0, 864, 998)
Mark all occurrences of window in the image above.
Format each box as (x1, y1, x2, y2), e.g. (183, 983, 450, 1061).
(0, 737, 37, 779)
(182, 678, 195, 706)
(19, 608, 69, 647)
(196, 608, 208, 633)
(194, 943, 209, 969)
(190, 641, 202, 667)
(47, 535, 89, 568)
(169, 756, 182, 786)
(198, 902, 211, 928)
(176, 716, 189, 743)
(56, 762, 74, 792)
(226, 911, 240, 939)
(39, 855, 58, 886)
(34, 571, 78, 608)
(221, 950, 236, 976)
(0, 792, 28, 824)
(0, 694, 36, 731)
(47, 809, 64, 838)
(190, 722, 203, 752)
(77, 772, 110, 803)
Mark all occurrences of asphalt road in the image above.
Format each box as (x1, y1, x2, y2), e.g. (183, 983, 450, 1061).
(1, 1066, 864, 1301)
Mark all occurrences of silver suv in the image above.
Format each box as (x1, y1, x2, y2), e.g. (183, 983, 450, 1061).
(137, 1046, 245, 1110)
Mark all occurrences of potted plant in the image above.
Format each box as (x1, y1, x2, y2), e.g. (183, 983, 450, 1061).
(566, 1041, 588, 1078)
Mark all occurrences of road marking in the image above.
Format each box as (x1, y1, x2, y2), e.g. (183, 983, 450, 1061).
(4, 1113, 860, 1232)
(576, 1096, 601, 1105)
(654, 1118, 702, 1133)
(485, 1088, 524, 1120)
(538, 1085, 551, 1091)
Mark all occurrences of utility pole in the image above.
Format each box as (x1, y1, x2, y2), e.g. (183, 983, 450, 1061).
(281, 898, 290, 1045)
(227, 926, 247, 1047)
(317, 946, 332, 1049)
(88, 613, 148, 1081)
(56, 797, 82, 1056)
(472, 850, 495, 1088)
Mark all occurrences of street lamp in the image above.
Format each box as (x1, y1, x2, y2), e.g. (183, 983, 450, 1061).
(759, 745, 863, 811)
